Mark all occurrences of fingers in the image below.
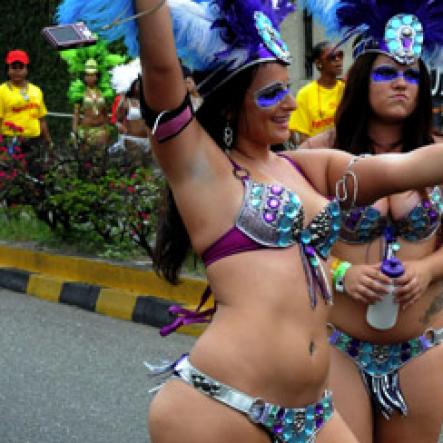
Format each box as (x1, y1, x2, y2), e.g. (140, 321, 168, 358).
(362, 275, 389, 296)
(347, 282, 385, 304)
(395, 276, 422, 309)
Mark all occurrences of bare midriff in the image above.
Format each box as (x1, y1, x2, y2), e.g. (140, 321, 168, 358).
(187, 246, 331, 407)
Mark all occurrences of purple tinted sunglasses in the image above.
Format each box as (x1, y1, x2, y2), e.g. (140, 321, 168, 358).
(254, 81, 292, 108)
(371, 65, 420, 84)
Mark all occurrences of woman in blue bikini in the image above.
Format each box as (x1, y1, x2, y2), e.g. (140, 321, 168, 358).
(301, 1, 443, 442)
(57, 0, 443, 441)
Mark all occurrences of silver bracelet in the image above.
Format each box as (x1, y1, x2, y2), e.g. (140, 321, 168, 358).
(336, 154, 371, 207)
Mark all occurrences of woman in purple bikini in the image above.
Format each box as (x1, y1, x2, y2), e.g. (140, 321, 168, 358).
(57, 0, 443, 441)
(301, 1, 443, 442)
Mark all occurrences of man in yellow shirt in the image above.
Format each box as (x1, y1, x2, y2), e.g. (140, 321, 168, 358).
(0, 50, 52, 171)
(289, 41, 345, 145)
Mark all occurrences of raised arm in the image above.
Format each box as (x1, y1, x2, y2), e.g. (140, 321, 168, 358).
(135, 0, 218, 184)
(136, 0, 184, 112)
(326, 143, 443, 207)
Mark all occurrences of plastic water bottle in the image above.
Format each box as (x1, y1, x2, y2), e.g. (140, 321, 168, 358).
(366, 256, 404, 330)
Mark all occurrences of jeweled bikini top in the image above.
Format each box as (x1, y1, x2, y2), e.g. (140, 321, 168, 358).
(340, 187, 443, 244)
(202, 155, 342, 308)
(160, 155, 342, 336)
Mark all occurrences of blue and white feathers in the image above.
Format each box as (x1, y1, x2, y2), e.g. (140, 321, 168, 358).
(57, 0, 295, 69)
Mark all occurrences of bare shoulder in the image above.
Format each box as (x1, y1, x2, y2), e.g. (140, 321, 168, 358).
(285, 149, 335, 195)
(299, 129, 336, 150)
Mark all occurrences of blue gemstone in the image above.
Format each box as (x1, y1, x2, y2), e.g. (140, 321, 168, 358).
(329, 202, 340, 217)
(361, 342, 372, 353)
(284, 204, 298, 219)
(386, 29, 396, 39)
(301, 230, 311, 244)
(391, 18, 401, 28)
(365, 207, 380, 221)
(310, 257, 319, 267)
(360, 354, 370, 367)
(388, 41, 399, 51)
(402, 15, 413, 25)
(319, 246, 330, 257)
(289, 193, 301, 207)
(278, 233, 293, 247)
(252, 185, 263, 196)
(305, 405, 315, 421)
(284, 410, 294, 425)
(278, 216, 292, 232)
(282, 428, 293, 441)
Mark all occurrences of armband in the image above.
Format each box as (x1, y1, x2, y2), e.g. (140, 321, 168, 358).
(140, 79, 194, 143)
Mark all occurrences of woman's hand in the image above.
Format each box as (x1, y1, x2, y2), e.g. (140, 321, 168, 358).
(394, 260, 432, 310)
(341, 263, 391, 304)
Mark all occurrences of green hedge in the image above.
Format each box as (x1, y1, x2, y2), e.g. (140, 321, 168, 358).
(0, 1, 126, 142)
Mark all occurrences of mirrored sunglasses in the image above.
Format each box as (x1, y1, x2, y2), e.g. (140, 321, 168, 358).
(371, 65, 420, 84)
(254, 82, 292, 108)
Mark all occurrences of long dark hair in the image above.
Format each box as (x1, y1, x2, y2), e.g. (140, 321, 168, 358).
(333, 53, 433, 154)
(153, 65, 258, 284)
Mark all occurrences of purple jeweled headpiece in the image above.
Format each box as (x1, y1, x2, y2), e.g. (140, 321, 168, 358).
(301, 0, 443, 65)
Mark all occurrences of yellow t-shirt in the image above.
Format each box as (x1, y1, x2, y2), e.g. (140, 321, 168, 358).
(0, 81, 47, 137)
(289, 80, 344, 138)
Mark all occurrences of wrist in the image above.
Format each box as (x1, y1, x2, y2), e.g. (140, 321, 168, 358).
(332, 260, 352, 293)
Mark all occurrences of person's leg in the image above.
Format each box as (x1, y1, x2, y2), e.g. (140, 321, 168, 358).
(328, 346, 374, 443)
(316, 411, 359, 443)
(374, 344, 443, 443)
(148, 379, 272, 443)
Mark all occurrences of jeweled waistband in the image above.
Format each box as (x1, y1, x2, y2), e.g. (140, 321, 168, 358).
(172, 355, 334, 442)
(328, 324, 443, 377)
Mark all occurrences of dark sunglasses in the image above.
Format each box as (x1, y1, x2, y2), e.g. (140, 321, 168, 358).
(254, 81, 292, 108)
(326, 50, 344, 61)
(371, 65, 420, 84)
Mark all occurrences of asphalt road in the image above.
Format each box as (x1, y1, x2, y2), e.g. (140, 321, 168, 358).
(1, 288, 442, 442)
(0, 288, 195, 443)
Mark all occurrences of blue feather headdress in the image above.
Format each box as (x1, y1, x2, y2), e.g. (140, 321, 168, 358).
(57, 0, 295, 96)
(301, 0, 443, 65)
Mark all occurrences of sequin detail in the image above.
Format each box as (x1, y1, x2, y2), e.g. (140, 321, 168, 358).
(237, 179, 341, 259)
(340, 187, 443, 244)
(329, 328, 433, 377)
(237, 179, 341, 307)
(257, 392, 334, 442)
(167, 355, 334, 443)
(384, 13, 423, 64)
(329, 326, 443, 418)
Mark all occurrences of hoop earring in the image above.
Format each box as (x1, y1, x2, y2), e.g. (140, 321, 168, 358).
(224, 121, 233, 148)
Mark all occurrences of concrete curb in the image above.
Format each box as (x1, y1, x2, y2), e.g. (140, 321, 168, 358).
(0, 244, 208, 336)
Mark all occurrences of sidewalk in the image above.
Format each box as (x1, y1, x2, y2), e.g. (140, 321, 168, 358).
(0, 243, 208, 336)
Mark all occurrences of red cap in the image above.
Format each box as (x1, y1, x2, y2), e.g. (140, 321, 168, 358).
(6, 50, 30, 65)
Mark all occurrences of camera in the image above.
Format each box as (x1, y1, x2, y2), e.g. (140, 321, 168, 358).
(42, 22, 97, 50)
